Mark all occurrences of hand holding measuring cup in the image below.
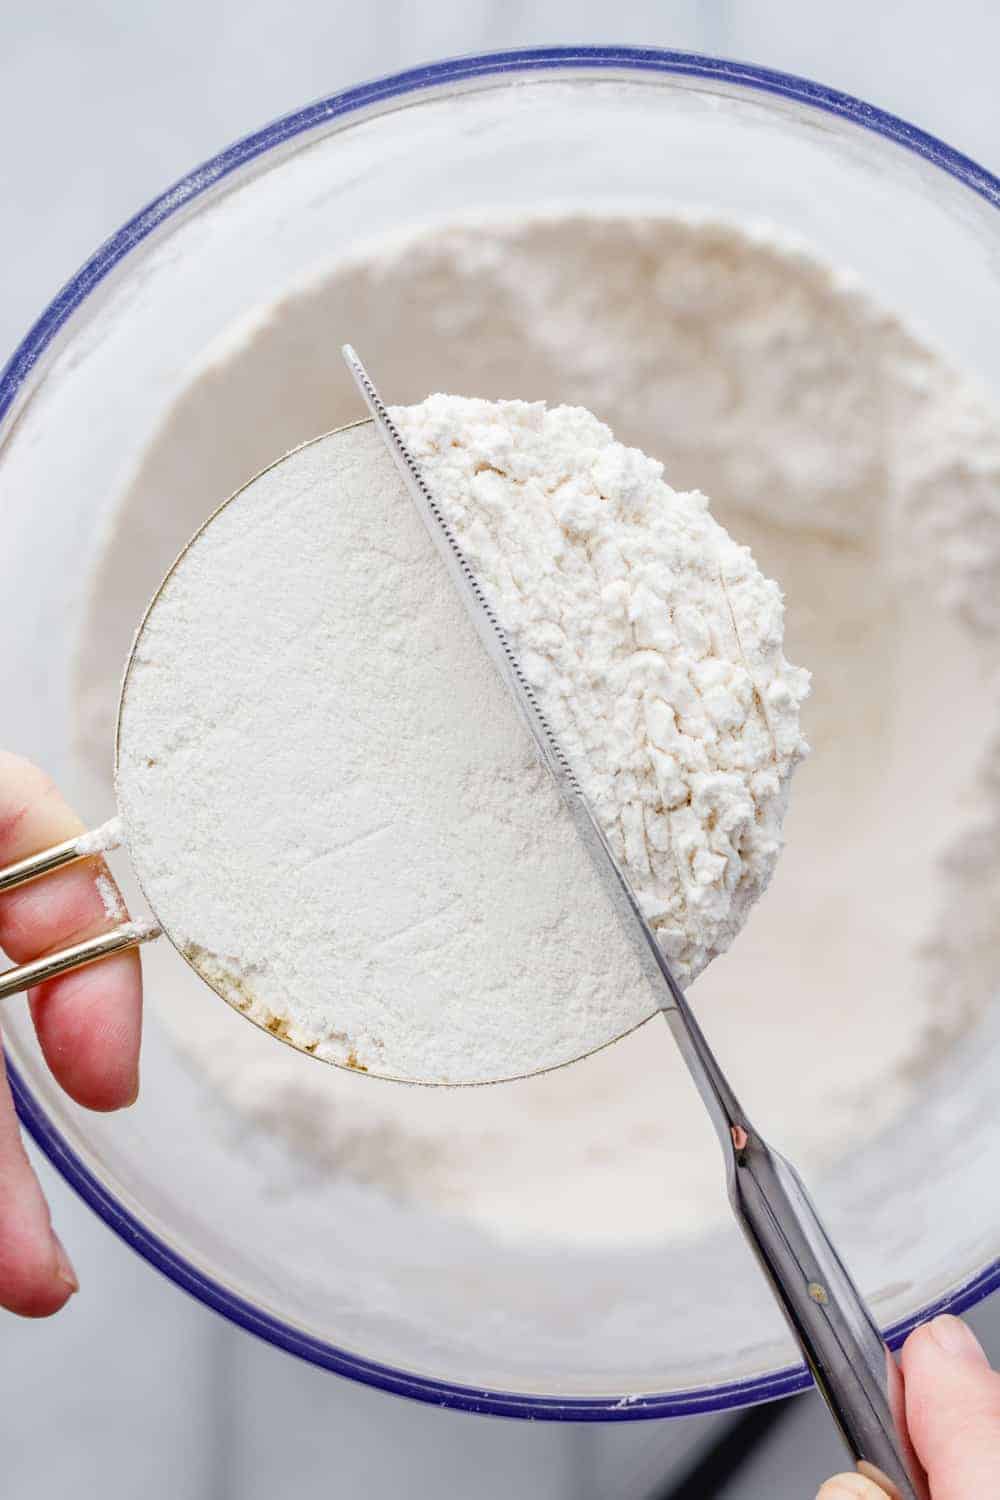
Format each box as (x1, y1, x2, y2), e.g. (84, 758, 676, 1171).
(0, 751, 143, 1314)
(4, 741, 1000, 1500)
(0, 361, 953, 1496)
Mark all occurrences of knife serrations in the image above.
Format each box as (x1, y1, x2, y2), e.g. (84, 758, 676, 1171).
(342, 344, 581, 796)
(341, 343, 686, 1015)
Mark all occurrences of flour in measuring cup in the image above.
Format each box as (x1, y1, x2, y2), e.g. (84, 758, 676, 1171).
(115, 398, 807, 1083)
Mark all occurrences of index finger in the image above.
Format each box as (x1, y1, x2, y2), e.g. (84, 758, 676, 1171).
(0, 751, 142, 1111)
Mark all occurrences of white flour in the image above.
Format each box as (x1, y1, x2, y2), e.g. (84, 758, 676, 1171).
(115, 423, 660, 1083)
(76, 211, 1000, 1245)
(392, 396, 809, 984)
(95, 872, 124, 922)
(115, 400, 807, 1080)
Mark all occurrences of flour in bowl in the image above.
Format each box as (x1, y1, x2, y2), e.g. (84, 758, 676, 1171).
(76, 210, 1000, 1245)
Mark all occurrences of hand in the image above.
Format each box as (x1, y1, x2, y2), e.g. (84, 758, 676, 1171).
(0, 751, 142, 1315)
(817, 1315, 1000, 1499)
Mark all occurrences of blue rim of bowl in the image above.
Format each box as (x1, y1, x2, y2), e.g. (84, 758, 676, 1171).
(4, 46, 1000, 1420)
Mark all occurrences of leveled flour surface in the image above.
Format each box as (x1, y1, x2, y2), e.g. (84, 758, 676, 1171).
(116, 422, 662, 1083)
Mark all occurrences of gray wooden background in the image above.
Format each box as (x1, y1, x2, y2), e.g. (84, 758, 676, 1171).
(2, 3, 999, 1495)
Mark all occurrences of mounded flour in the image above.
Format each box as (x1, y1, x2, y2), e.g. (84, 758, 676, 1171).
(77, 212, 1000, 1245)
(392, 396, 809, 985)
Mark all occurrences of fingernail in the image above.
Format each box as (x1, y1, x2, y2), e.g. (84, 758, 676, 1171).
(125, 1072, 140, 1107)
(928, 1313, 986, 1362)
(816, 1477, 872, 1499)
(53, 1234, 79, 1294)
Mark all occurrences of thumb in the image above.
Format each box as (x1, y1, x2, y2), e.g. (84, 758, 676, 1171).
(901, 1314, 1000, 1500)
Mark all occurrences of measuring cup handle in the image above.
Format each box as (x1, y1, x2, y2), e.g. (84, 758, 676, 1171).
(729, 1134, 929, 1499)
(0, 818, 161, 999)
(0, 922, 160, 1001)
(0, 817, 124, 894)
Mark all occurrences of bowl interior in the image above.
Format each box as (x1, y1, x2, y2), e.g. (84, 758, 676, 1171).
(2, 55, 1000, 1415)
